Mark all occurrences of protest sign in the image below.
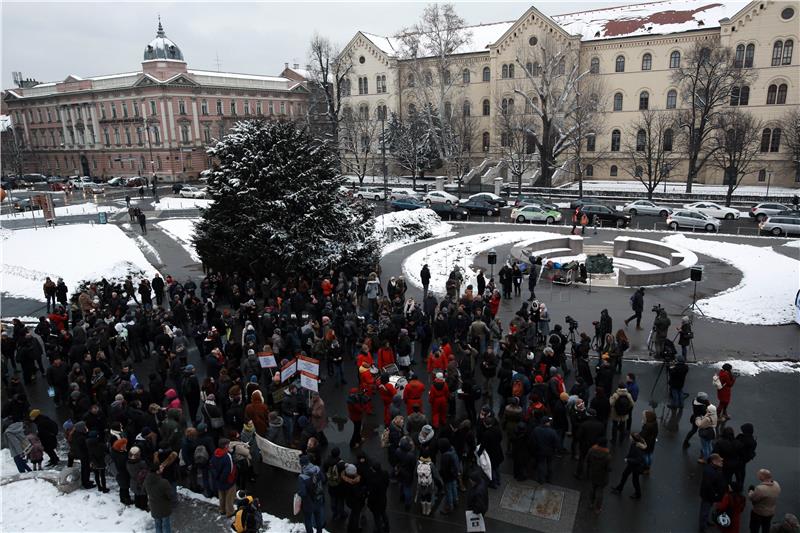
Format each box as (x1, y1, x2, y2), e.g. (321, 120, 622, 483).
(300, 371, 319, 393)
(258, 352, 277, 368)
(280, 358, 297, 382)
(297, 355, 320, 377)
(254, 434, 301, 473)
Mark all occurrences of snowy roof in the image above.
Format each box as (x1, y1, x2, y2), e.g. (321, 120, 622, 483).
(143, 20, 185, 61)
(187, 69, 289, 83)
(361, 20, 515, 58)
(552, 0, 748, 41)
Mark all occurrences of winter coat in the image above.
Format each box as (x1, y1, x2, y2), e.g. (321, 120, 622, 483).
(366, 466, 390, 511)
(586, 445, 612, 486)
(749, 480, 781, 517)
(297, 463, 325, 512)
(87, 434, 107, 469)
(700, 463, 726, 503)
(609, 388, 634, 422)
(623, 439, 647, 474)
(244, 392, 269, 436)
(717, 369, 735, 403)
(144, 472, 175, 518)
(640, 413, 659, 453)
(127, 458, 149, 495)
(209, 449, 236, 491)
(467, 470, 489, 515)
(32, 414, 59, 451)
(478, 421, 504, 467)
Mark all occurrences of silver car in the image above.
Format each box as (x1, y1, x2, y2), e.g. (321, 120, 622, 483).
(623, 200, 672, 217)
(759, 215, 800, 236)
(666, 210, 720, 232)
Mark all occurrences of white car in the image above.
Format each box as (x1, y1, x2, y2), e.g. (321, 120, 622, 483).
(69, 176, 93, 188)
(355, 187, 386, 201)
(666, 210, 720, 232)
(510, 205, 562, 224)
(681, 201, 740, 220)
(468, 192, 507, 207)
(388, 188, 420, 201)
(81, 182, 105, 194)
(749, 202, 789, 221)
(623, 200, 672, 217)
(179, 186, 206, 199)
(423, 190, 459, 205)
(759, 214, 800, 236)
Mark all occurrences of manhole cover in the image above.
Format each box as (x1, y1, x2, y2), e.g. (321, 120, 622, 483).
(531, 487, 565, 521)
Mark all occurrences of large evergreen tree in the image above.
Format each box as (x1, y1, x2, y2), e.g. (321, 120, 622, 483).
(194, 120, 379, 278)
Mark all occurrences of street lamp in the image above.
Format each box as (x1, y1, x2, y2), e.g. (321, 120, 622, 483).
(766, 169, 772, 198)
(141, 116, 157, 188)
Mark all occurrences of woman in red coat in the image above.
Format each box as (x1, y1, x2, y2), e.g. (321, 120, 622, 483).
(715, 481, 746, 533)
(716, 363, 736, 421)
(489, 290, 501, 317)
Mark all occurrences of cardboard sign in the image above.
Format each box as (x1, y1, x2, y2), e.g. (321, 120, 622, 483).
(33, 194, 56, 222)
(465, 511, 486, 532)
(297, 355, 320, 377)
(258, 353, 277, 368)
(254, 433, 301, 473)
(280, 358, 297, 382)
(300, 371, 319, 393)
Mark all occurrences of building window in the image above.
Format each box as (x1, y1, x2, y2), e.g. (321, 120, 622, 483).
(590, 57, 600, 74)
(157, 156, 162, 170)
(47, 109, 52, 122)
(443, 70, 451, 85)
(772, 41, 784, 66)
(216, 100, 223, 115)
(642, 53, 652, 71)
(125, 127, 131, 145)
(735, 45, 745, 67)
(482, 132, 490, 151)
(462, 101, 471, 117)
(783, 40, 794, 64)
(663, 128, 673, 151)
(149, 101, 157, 116)
(610, 165, 618, 176)
(639, 91, 649, 110)
(501, 132, 510, 147)
(111, 103, 117, 118)
(767, 83, 788, 104)
(181, 125, 190, 143)
(615, 55, 625, 72)
(122, 102, 129, 118)
(613, 92, 623, 111)
(502, 64, 509, 79)
(280, 102, 286, 114)
(153, 126, 160, 144)
(587, 136, 596, 152)
(177, 100, 185, 115)
(133, 102, 140, 117)
(137, 127, 144, 145)
(482, 67, 491, 82)
(501, 98, 514, 115)
(758, 169, 766, 182)
(669, 51, 681, 69)
(731, 85, 750, 106)
(358, 104, 369, 120)
(103, 128, 110, 146)
(760, 128, 782, 152)
(268, 101, 274, 115)
(376, 75, 387, 94)
(444, 102, 452, 118)
(114, 128, 120, 145)
(199, 100, 207, 115)
(462, 68, 470, 84)
(636, 129, 646, 151)
(255, 101, 262, 115)
(586, 164, 594, 177)
(666, 89, 677, 109)
(377, 105, 387, 120)
(230, 101, 237, 115)
(218, 125, 225, 139)
(611, 129, 621, 152)
(482, 99, 490, 116)
(243, 100, 250, 115)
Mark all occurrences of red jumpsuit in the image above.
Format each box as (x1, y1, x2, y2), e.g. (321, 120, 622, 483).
(377, 347, 395, 369)
(403, 378, 426, 415)
(358, 365, 375, 414)
(356, 351, 374, 370)
(428, 379, 450, 428)
(427, 354, 448, 376)
(378, 382, 397, 425)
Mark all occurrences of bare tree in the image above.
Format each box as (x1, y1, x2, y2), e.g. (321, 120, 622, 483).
(307, 33, 353, 148)
(495, 96, 536, 196)
(710, 109, 764, 206)
(622, 109, 675, 200)
(1, 126, 25, 179)
(562, 76, 607, 198)
(448, 111, 478, 195)
(385, 110, 437, 187)
(672, 40, 754, 192)
(396, 3, 471, 176)
(339, 108, 380, 185)
(780, 107, 800, 183)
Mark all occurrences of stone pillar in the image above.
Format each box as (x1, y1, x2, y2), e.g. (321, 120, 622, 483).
(613, 236, 630, 257)
(494, 177, 503, 196)
(90, 105, 101, 148)
(59, 107, 69, 147)
(191, 99, 201, 145)
(159, 99, 170, 148)
(435, 176, 444, 191)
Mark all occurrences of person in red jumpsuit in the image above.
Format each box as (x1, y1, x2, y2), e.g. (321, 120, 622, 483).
(358, 361, 375, 414)
(403, 373, 425, 415)
(716, 363, 736, 421)
(428, 372, 450, 429)
(377, 375, 397, 426)
(427, 348, 448, 376)
(489, 290, 501, 317)
(377, 341, 395, 370)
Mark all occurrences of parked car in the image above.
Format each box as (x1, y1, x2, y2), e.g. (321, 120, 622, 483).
(681, 201, 740, 220)
(388, 188, 420, 201)
(749, 202, 789, 221)
(107, 177, 128, 187)
(23, 174, 48, 184)
(459, 198, 501, 217)
(125, 177, 146, 188)
(623, 200, 672, 217)
(666, 209, 720, 232)
(355, 187, 386, 201)
(3, 177, 30, 189)
(510, 205, 563, 224)
(468, 192, 507, 208)
(570, 197, 601, 209)
(514, 194, 553, 208)
(81, 182, 105, 194)
(428, 202, 469, 220)
(12, 198, 38, 212)
(759, 214, 800, 236)
(423, 190, 459, 205)
(577, 204, 631, 228)
(69, 176, 92, 188)
(390, 198, 425, 211)
(179, 186, 206, 199)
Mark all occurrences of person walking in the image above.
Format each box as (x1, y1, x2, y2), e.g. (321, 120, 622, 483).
(609, 383, 634, 443)
(586, 437, 612, 514)
(683, 392, 711, 449)
(144, 466, 176, 533)
(695, 405, 718, 464)
(624, 288, 645, 329)
(716, 481, 746, 533)
(639, 410, 658, 474)
(699, 453, 726, 532)
(366, 460, 390, 533)
(747, 469, 781, 533)
(137, 211, 147, 234)
(611, 433, 647, 500)
(210, 438, 237, 517)
(420, 264, 431, 298)
(297, 454, 326, 533)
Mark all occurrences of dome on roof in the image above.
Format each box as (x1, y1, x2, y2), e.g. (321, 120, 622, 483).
(143, 19, 184, 61)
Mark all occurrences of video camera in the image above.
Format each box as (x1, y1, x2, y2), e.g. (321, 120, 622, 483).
(565, 315, 578, 331)
(651, 304, 663, 313)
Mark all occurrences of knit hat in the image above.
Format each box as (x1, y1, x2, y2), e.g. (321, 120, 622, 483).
(248, 349, 255, 356)
(559, 392, 569, 401)
(697, 391, 709, 401)
(63, 420, 74, 431)
(534, 375, 544, 383)
(129, 446, 141, 458)
(345, 464, 357, 476)
(29, 409, 41, 420)
(114, 394, 124, 402)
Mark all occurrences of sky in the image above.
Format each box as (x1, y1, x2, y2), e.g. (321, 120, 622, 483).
(1, 1, 621, 89)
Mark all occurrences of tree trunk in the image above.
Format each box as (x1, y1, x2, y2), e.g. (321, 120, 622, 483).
(578, 171, 584, 198)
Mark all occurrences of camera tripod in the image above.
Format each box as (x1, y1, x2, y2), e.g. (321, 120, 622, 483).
(682, 280, 705, 316)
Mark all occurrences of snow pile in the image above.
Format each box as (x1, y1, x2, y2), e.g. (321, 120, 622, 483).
(663, 234, 800, 325)
(152, 197, 213, 211)
(156, 218, 200, 262)
(403, 231, 563, 295)
(709, 360, 800, 376)
(559, 180, 798, 197)
(1, 225, 159, 302)
(0, 202, 123, 221)
(783, 240, 800, 249)
(132, 235, 162, 264)
(374, 209, 453, 256)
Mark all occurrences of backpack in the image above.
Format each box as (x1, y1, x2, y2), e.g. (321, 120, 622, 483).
(307, 471, 324, 499)
(326, 462, 342, 488)
(232, 507, 248, 533)
(194, 445, 209, 464)
(416, 460, 433, 487)
(512, 379, 524, 398)
(618, 338, 630, 352)
(614, 394, 632, 416)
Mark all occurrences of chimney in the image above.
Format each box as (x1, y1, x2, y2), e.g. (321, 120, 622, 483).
(293, 63, 299, 69)
(284, 62, 289, 70)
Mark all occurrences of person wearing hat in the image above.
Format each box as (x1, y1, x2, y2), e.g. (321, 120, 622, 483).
(210, 438, 238, 517)
(428, 372, 450, 429)
(716, 363, 736, 422)
(676, 316, 694, 362)
(29, 409, 60, 466)
(341, 462, 365, 532)
(699, 453, 726, 531)
(127, 446, 150, 510)
(683, 392, 711, 449)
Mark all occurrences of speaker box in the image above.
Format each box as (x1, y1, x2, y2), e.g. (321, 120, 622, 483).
(690, 265, 703, 282)
(487, 252, 497, 265)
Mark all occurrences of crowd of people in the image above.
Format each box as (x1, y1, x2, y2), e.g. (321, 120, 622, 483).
(0, 259, 794, 533)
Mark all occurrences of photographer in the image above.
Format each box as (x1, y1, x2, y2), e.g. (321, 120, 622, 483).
(624, 288, 645, 330)
(652, 307, 671, 358)
(667, 359, 689, 409)
(676, 316, 693, 362)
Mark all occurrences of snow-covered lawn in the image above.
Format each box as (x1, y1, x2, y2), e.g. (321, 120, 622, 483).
(663, 234, 800, 325)
(1, 224, 159, 302)
(710, 360, 800, 376)
(152, 197, 213, 210)
(402, 231, 565, 295)
(0, 202, 123, 221)
(559, 180, 797, 197)
(156, 218, 200, 262)
(783, 240, 800, 249)
(374, 209, 453, 256)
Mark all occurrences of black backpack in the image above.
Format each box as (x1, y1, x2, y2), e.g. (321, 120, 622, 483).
(614, 394, 632, 416)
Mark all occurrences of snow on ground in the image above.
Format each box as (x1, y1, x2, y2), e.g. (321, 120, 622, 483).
(132, 235, 161, 264)
(156, 218, 200, 262)
(0, 202, 123, 221)
(783, 240, 800, 249)
(403, 231, 562, 295)
(374, 208, 453, 256)
(709, 360, 800, 376)
(559, 180, 797, 196)
(152, 197, 213, 210)
(1, 224, 159, 302)
(663, 234, 800, 325)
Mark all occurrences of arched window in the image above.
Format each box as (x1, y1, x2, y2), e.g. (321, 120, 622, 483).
(615, 55, 625, 72)
(443, 70, 451, 85)
(610, 165, 618, 177)
(508, 64, 515, 78)
(482, 132, 490, 151)
(587, 135, 596, 151)
(376, 105, 387, 120)
(423, 71, 432, 86)
(666, 89, 677, 109)
(613, 92, 623, 111)
(639, 91, 650, 110)
(586, 164, 594, 177)
(783, 40, 794, 64)
(482, 99, 490, 116)
(670, 50, 681, 68)
(642, 53, 652, 71)
(636, 129, 646, 151)
(501, 98, 514, 115)
(777, 83, 788, 104)
(590, 57, 600, 74)
(482, 67, 491, 81)
(770, 128, 782, 152)
(462, 100, 471, 117)
(760, 128, 772, 152)
(462, 68, 470, 84)
(557, 58, 566, 75)
(407, 103, 416, 116)
(772, 41, 783, 66)
(525, 62, 533, 76)
(358, 104, 369, 120)
(635, 165, 644, 178)
(502, 64, 509, 78)
(611, 129, 621, 152)
(663, 128, 673, 151)
(767, 84, 778, 104)
(758, 169, 767, 182)
(745, 44, 755, 67)
(735, 45, 745, 68)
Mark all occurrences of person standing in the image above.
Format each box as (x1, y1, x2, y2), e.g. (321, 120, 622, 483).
(609, 383, 634, 443)
(668, 359, 690, 409)
(346, 388, 366, 449)
(699, 453, 726, 532)
(735, 423, 757, 485)
(716, 364, 736, 421)
(144, 466, 176, 533)
(624, 288, 645, 330)
(29, 409, 60, 466)
(366, 460, 390, 533)
(297, 454, 326, 533)
(420, 264, 431, 298)
(532, 416, 559, 484)
(56, 277, 69, 306)
(4, 421, 32, 473)
(210, 438, 237, 517)
(43, 277, 57, 313)
(152, 273, 165, 307)
(677, 316, 694, 361)
(611, 433, 647, 500)
(747, 469, 781, 533)
(695, 405, 719, 464)
(683, 392, 711, 449)
(639, 410, 658, 475)
(586, 437, 612, 514)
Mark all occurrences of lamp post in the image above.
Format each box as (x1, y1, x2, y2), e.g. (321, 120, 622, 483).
(381, 114, 388, 198)
(766, 169, 772, 198)
(141, 116, 157, 188)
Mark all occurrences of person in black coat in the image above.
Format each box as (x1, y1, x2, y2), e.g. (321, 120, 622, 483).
(699, 453, 726, 531)
(713, 427, 743, 486)
(532, 417, 559, 483)
(29, 410, 60, 465)
(467, 467, 489, 517)
(624, 288, 645, 329)
(71, 421, 93, 488)
(477, 415, 504, 488)
(366, 461, 390, 533)
(668, 359, 690, 409)
(86, 430, 109, 492)
(574, 410, 606, 479)
(511, 422, 529, 481)
(611, 433, 647, 499)
(735, 423, 757, 485)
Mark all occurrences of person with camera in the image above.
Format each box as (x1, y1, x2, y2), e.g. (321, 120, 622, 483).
(652, 307, 671, 358)
(677, 316, 694, 362)
(668, 358, 690, 409)
(624, 288, 645, 330)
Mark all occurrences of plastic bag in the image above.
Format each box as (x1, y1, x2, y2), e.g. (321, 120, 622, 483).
(293, 493, 302, 515)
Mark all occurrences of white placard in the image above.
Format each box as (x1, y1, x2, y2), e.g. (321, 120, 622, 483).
(297, 355, 320, 377)
(258, 353, 277, 368)
(280, 359, 297, 382)
(300, 371, 319, 392)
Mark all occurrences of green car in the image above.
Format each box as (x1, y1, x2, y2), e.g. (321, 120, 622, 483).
(511, 205, 563, 224)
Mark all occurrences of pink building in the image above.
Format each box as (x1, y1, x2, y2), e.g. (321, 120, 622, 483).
(2, 21, 309, 182)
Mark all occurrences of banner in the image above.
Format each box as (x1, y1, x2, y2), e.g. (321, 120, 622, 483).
(300, 371, 319, 393)
(254, 433, 301, 473)
(33, 194, 55, 222)
(280, 358, 297, 382)
(258, 352, 277, 368)
(297, 355, 320, 377)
